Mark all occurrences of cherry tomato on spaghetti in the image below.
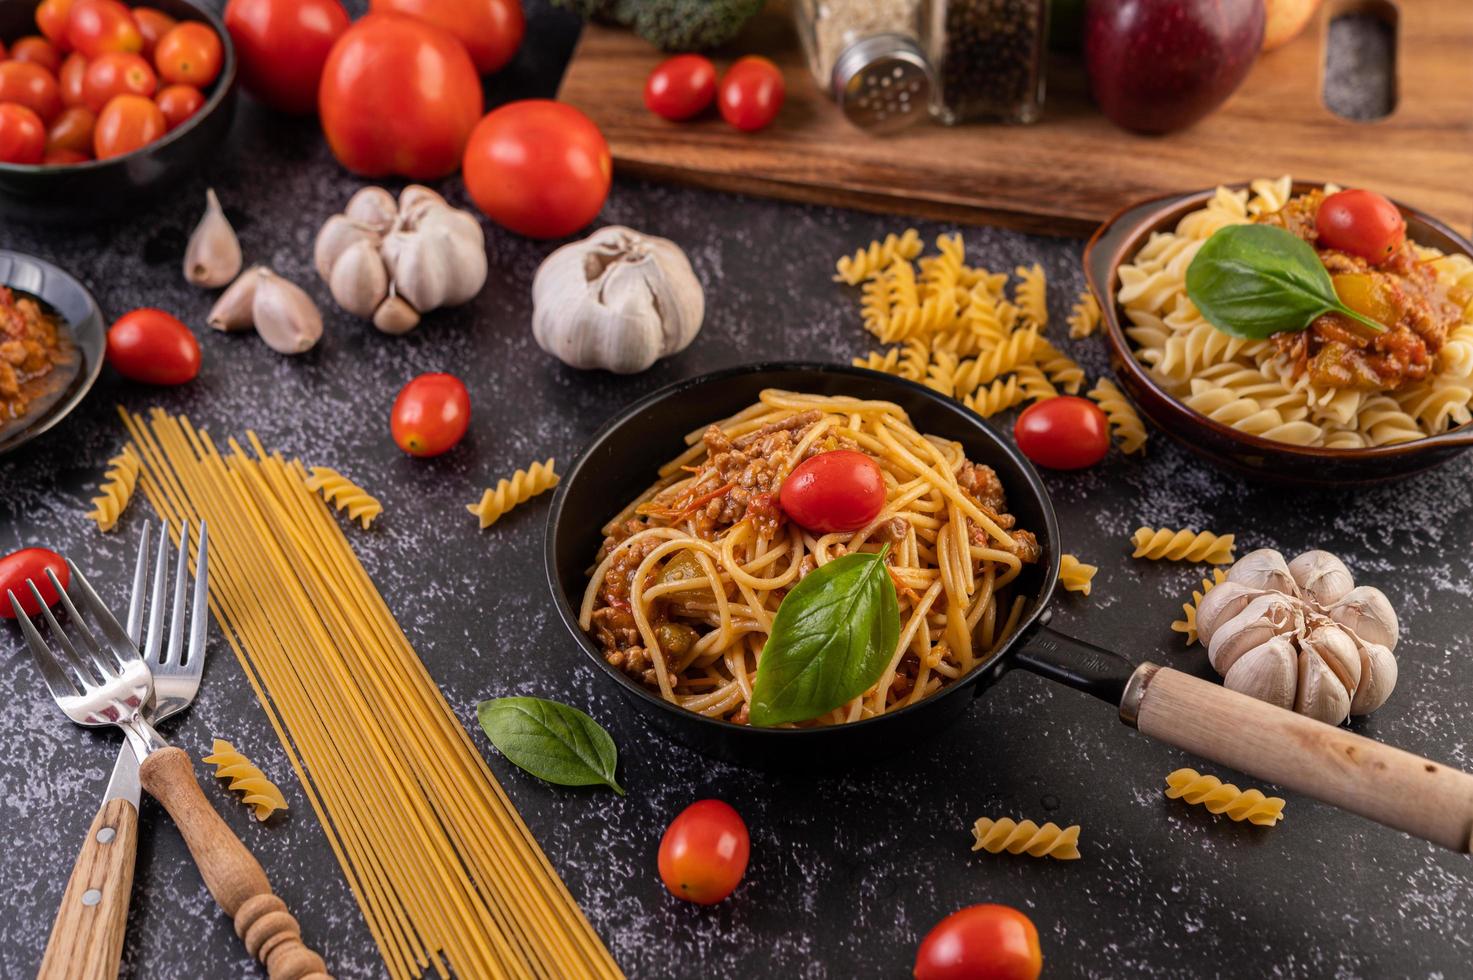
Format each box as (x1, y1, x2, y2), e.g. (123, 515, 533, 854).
(717, 55, 783, 132)
(58, 53, 88, 106)
(779, 449, 885, 533)
(644, 54, 716, 121)
(391, 373, 471, 457)
(0, 103, 47, 164)
(66, 0, 143, 59)
(1316, 189, 1406, 264)
(106, 308, 200, 384)
(11, 36, 63, 74)
(0, 60, 62, 122)
(154, 82, 203, 129)
(368, 0, 524, 74)
(657, 800, 749, 905)
(35, 0, 74, 51)
(1013, 396, 1110, 470)
(93, 92, 165, 158)
(45, 104, 95, 154)
(914, 904, 1043, 980)
(0, 548, 69, 619)
(153, 21, 221, 87)
(83, 52, 156, 113)
(131, 7, 177, 58)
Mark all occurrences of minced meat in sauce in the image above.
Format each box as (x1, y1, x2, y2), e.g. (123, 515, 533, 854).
(1, 286, 75, 427)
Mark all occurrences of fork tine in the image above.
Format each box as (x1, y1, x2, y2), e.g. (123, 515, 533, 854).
(127, 520, 152, 647)
(60, 561, 140, 669)
(41, 570, 116, 680)
(144, 521, 169, 665)
(165, 522, 189, 666)
(187, 522, 209, 667)
(29, 579, 100, 688)
(9, 590, 82, 701)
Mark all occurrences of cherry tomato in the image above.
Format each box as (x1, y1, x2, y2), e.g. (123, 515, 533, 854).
(106, 308, 200, 384)
(66, 0, 143, 59)
(42, 146, 88, 163)
(132, 7, 177, 59)
(644, 54, 717, 121)
(0, 103, 47, 164)
(1316, 189, 1406, 264)
(718, 56, 784, 132)
(11, 36, 62, 75)
(319, 12, 482, 179)
(1013, 396, 1110, 470)
(658, 800, 750, 905)
(83, 52, 156, 113)
(45, 104, 95, 154)
(462, 99, 610, 238)
(35, 0, 74, 51)
(368, 0, 524, 74)
(0, 547, 69, 619)
(914, 904, 1043, 980)
(155, 83, 204, 129)
(390, 373, 471, 457)
(0, 61, 62, 122)
(93, 92, 165, 158)
(779, 450, 886, 533)
(224, 0, 349, 115)
(153, 21, 221, 87)
(58, 52, 88, 106)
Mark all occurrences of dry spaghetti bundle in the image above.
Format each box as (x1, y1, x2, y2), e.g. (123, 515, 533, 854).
(120, 408, 621, 980)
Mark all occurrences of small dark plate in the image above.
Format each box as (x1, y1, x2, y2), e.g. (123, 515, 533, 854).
(0, 251, 105, 457)
(0, 0, 237, 222)
(1084, 182, 1473, 484)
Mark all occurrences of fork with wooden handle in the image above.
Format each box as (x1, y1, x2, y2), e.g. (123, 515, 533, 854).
(12, 532, 331, 980)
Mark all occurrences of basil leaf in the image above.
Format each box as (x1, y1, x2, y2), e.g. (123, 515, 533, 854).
(477, 696, 624, 794)
(749, 546, 900, 727)
(1185, 224, 1386, 339)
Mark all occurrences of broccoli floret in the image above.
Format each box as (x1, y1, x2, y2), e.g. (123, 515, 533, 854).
(627, 0, 764, 51)
(549, 0, 621, 22)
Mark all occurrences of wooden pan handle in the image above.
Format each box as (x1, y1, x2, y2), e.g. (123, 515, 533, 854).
(38, 797, 138, 980)
(139, 747, 332, 980)
(1125, 665, 1473, 852)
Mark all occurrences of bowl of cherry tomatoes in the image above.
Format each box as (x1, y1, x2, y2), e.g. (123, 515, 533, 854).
(0, 0, 235, 221)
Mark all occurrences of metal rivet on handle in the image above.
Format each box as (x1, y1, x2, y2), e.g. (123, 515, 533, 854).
(96, 827, 115, 844)
(82, 889, 102, 906)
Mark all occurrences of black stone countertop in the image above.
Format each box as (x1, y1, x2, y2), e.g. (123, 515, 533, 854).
(1, 4, 1469, 978)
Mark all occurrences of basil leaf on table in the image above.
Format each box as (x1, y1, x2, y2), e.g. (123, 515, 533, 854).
(477, 696, 624, 794)
(1185, 224, 1386, 339)
(749, 546, 900, 727)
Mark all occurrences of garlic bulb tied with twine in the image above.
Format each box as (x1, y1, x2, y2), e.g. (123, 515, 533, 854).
(1194, 548, 1399, 725)
(314, 185, 487, 334)
(207, 265, 323, 355)
(532, 225, 703, 374)
(184, 188, 242, 288)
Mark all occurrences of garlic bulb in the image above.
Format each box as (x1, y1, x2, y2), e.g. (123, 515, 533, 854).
(1191, 547, 1401, 724)
(532, 225, 704, 374)
(184, 188, 242, 288)
(315, 185, 487, 333)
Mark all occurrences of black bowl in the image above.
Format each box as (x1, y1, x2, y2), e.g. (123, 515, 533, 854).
(0, 0, 237, 222)
(545, 363, 1061, 768)
(0, 250, 105, 456)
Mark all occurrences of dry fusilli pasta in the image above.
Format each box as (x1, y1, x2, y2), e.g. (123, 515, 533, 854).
(1087, 378, 1147, 454)
(971, 817, 1081, 859)
(1059, 554, 1096, 596)
(1170, 568, 1229, 644)
(1165, 768, 1284, 826)
(1034, 339, 1084, 394)
(963, 376, 1027, 418)
(852, 348, 903, 376)
(305, 467, 383, 529)
(834, 229, 922, 285)
(1131, 527, 1236, 564)
(1012, 263, 1047, 328)
(1067, 290, 1100, 339)
(87, 446, 141, 532)
(954, 328, 1039, 395)
(203, 738, 288, 822)
(468, 459, 560, 529)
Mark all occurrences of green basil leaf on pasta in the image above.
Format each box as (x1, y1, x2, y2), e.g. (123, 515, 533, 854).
(477, 696, 624, 794)
(749, 546, 900, 727)
(1185, 224, 1386, 339)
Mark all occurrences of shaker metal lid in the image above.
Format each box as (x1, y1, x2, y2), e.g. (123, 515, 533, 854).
(831, 33, 933, 134)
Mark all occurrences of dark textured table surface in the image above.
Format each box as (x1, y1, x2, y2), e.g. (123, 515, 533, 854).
(2, 4, 1470, 978)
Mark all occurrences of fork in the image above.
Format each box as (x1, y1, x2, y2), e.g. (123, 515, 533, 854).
(37, 523, 207, 980)
(11, 540, 330, 980)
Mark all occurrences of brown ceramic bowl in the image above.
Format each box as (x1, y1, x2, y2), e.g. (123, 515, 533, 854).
(1084, 182, 1473, 483)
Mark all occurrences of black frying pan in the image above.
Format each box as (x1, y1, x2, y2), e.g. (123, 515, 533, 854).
(545, 364, 1473, 851)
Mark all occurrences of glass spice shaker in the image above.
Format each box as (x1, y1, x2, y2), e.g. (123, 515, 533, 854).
(792, 0, 935, 134)
(922, 0, 1049, 124)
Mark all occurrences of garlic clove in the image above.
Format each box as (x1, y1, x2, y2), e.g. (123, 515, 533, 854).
(344, 186, 397, 234)
(328, 238, 389, 319)
(1194, 581, 1263, 648)
(1294, 644, 1352, 725)
(314, 214, 379, 282)
(1327, 585, 1398, 651)
(184, 188, 243, 288)
(373, 294, 420, 335)
(386, 229, 452, 313)
(1349, 637, 1397, 715)
(1223, 636, 1297, 710)
(1226, 548, 1297, 596)
(251, 268, 322, 355)
(207, 266, 264, 332)
(398, 184, 447, 216)
(1300, 621, 1361, 698)
(1207, 592, 1301, 676)
(1288, 550, 1356, 607)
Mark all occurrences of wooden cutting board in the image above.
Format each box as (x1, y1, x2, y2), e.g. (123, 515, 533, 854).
(557, 0, 1473, 237)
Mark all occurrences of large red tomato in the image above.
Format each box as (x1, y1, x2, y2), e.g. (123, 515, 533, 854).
(368, 0, 523, 74)
(318, 12, 482, 179)
(225, 0, 348, 115)
(462, 100, 610, 239)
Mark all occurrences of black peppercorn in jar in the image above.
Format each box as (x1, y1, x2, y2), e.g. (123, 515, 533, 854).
(922, 0, 1049, 124)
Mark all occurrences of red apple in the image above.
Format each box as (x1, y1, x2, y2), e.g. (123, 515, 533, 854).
(1085, 0, 1266, 134)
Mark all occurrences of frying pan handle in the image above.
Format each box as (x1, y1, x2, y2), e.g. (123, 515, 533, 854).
(1008, 622, 1137, 704)
(1122, 664, 1473, 852)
